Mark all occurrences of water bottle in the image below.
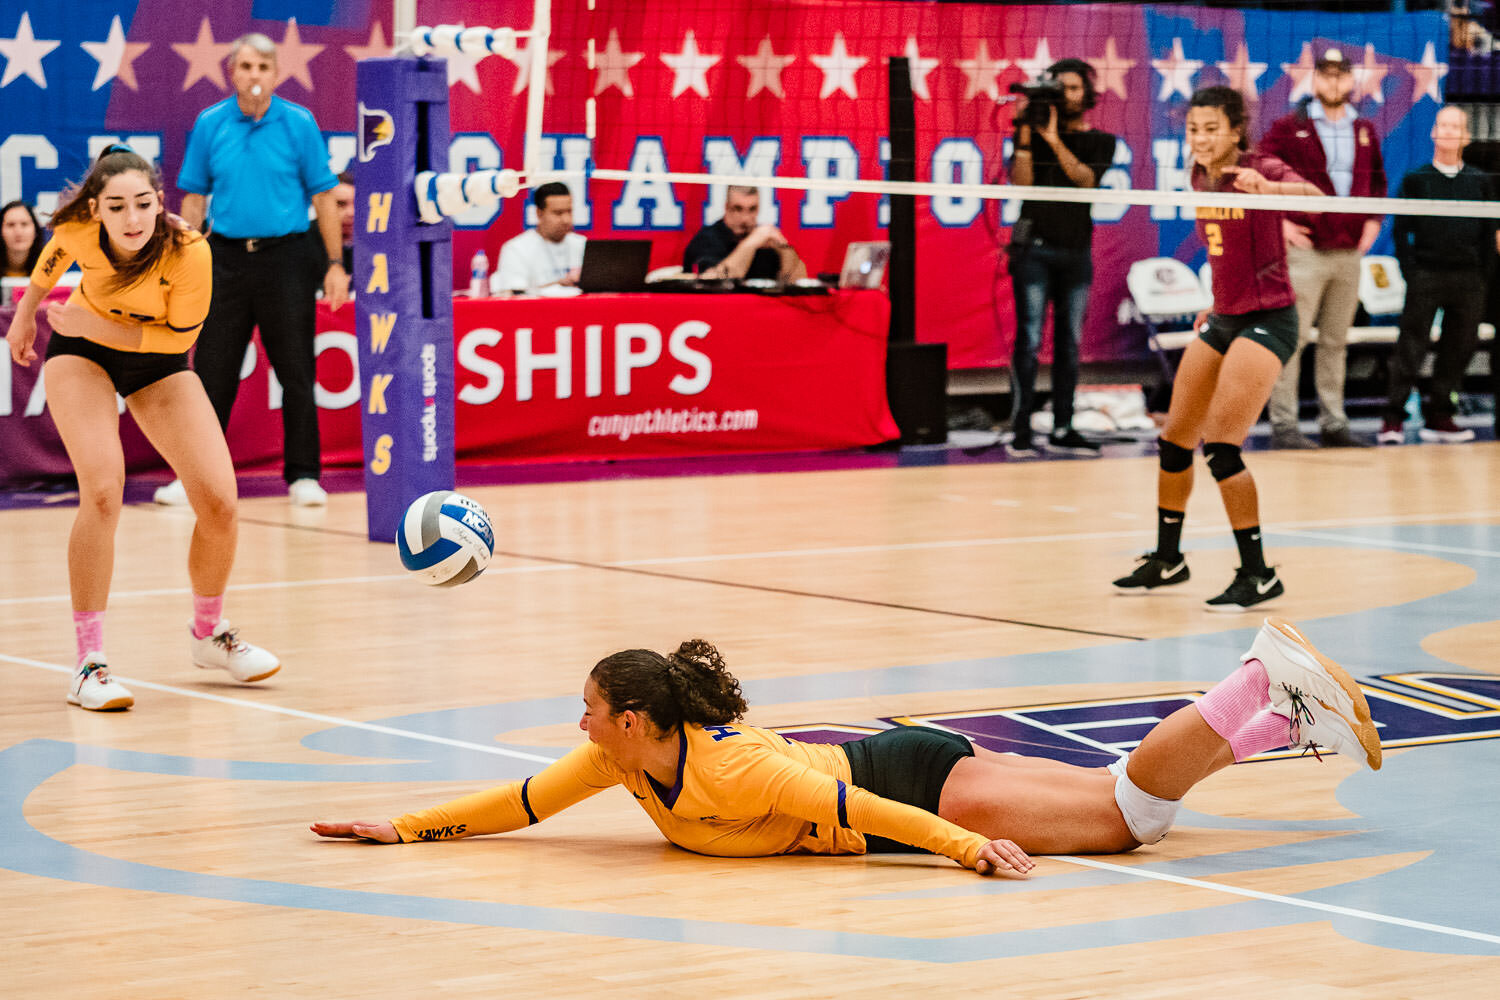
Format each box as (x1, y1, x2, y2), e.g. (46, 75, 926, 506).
(469, 249, 489, 298)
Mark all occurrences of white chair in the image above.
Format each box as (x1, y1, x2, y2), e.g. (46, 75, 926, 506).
(1126, 257, 1212, 353)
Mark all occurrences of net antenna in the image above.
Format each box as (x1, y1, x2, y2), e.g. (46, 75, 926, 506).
(394, 0, 554, 217)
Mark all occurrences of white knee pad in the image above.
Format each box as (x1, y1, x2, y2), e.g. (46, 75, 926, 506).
(1109, 755, 1180, 845)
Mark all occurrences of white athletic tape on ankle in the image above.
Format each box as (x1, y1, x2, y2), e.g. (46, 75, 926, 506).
(1110, 755, 1179, 845)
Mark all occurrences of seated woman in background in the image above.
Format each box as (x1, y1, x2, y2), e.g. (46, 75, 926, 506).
(3, 200, 47, 279)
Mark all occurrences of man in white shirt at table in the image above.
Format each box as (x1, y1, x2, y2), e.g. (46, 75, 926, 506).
(490, 182, 586, 295)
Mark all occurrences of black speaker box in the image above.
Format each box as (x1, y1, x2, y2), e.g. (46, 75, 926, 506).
(885, 341, 948, 444)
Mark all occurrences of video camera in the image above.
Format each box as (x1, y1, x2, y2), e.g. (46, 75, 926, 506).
(1009, 76, 1065, 130)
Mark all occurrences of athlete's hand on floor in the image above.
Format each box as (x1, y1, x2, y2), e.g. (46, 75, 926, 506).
(973, 839, 1034, 877)
(310, 819, 399, 843)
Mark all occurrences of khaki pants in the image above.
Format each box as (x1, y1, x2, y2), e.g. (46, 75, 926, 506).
(1268, 245, 1363, 433)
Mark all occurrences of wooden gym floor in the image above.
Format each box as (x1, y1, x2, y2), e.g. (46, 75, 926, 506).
(2, 438, 1498, 997)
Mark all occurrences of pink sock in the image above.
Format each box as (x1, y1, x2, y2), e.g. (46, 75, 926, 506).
(73, 611, 105, 666)
(1195, 657, 1272, 742)
(1229, 709, 1295, 761)
(192, 594, 224, 639)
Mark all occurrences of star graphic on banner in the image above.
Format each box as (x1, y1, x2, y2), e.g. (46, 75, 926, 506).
(1012, 38, 1054, 84)
(957, 40, 1008, 101)
(345, 21, 389, 64)
(1280, 42, 1316, 104)
(736, 35, 793, 99)
(1216, 41, 1266, 99)
(0, 12, 60, 89)
(661, 30, 719, 98)
(274, 17, 324, 91)
(172, 17, 232, 92)
(447, 47, 482, 93)
(902, 37, 939, 101)
(80, 14, 149, 91)
(1353, 42, 1388, 103)
(810, 32, 868, 99)
(1093, 37, 1135, 101)
(595, 27, 645, 96)
(1151, 37, 1201, 101)
(1408, 40, 1448, 105)
(507, 40, 564, 96)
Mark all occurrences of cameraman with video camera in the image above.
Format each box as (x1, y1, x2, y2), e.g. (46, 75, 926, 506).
(1005, 58, 1117, 456)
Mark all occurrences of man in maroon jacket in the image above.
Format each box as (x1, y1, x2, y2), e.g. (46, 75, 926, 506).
(1258, 47, 1386, 449)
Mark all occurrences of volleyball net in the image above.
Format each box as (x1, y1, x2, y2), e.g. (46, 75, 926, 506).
(401, 0, 1500, 351)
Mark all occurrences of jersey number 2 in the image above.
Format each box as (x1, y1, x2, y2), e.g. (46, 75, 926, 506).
(1205, 223, 1224, 257)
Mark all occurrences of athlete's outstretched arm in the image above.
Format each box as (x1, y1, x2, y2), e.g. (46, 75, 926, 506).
(310, 743, 621, 844)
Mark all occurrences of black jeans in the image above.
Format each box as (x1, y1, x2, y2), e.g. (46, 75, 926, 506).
(1384, 266, 1485, 423)
(196, 231, 324, 483)
(1008, 242, 1093, 431)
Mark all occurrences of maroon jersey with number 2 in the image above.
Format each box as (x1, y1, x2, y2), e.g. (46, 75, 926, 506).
(1191, 151, 1306, 316)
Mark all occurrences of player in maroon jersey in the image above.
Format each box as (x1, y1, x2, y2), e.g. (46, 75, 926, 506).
(1114, 87, 1320, 611)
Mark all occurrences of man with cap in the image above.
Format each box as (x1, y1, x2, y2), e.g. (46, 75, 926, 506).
(1258, 46, 1387, 449)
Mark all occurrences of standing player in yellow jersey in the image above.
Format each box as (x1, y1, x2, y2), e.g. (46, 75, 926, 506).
(314, 619, 1380, 875)
(5, 146, 279, 711)
(1113, 87, 1321, 612)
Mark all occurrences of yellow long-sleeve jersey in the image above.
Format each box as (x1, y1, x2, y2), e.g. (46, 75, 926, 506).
(390, 723, 989, 870)
(31, 221, 212, 354)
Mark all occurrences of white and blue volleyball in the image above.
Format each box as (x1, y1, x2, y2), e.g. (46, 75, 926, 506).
(396, 491, 495, 587)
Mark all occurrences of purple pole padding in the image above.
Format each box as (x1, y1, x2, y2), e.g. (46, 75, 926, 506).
(353, 57, 457, 543)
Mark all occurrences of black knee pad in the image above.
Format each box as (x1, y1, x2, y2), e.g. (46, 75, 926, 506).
(1203, 442, 1246, 481)
(1157, 438, 1194, 473)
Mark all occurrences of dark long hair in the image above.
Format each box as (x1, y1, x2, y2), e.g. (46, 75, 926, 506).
(589, 639, 748, 732)
(1190, 86, 1250, 151)
(2, 200, 46, 275)
(1047, 58, 1098, 111)
(49, 146, 191, 294)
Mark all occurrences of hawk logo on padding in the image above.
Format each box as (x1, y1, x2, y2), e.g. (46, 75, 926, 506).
(358, 102, 395, 163)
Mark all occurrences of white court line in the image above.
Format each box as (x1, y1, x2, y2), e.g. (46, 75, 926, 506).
(8, 641, 1484, 947)
(612, 509, 1500, 568)
(1057, 854, 1500, 947)
(1278, 529, 1500, 561)
(0, 563, 576, 608)
(4, 509, 1497, 606)
(0, 651, 560, 766)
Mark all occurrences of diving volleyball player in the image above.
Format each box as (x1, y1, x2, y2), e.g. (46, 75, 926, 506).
(314, 618, 1380, 876)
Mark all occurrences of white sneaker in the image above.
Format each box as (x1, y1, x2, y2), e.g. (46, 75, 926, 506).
(191, 619, 281, 682)
(153, 478, 189, 506)
(1286, 699, 1380, 772)
(288, 478, 328, 507)
(1245, 617, 1381, 770)
(68, 654, 134, 710)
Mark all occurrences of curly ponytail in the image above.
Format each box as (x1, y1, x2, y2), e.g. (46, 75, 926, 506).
(590, 639, 748, 732)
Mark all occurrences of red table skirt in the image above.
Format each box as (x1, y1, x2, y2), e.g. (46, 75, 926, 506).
(1, 289, 897, 481)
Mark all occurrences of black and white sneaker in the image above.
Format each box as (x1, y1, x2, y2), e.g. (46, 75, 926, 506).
(1047, 428, 1102, 456)
(1112, 552, 1190, 593)
(1005, 429, 1038, 458)
(1205, 566, 1283, 612)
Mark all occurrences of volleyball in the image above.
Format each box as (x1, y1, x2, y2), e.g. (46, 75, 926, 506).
(396, 491, 495, 587)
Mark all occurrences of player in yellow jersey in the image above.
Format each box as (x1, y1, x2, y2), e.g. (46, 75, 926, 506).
(5, 146, 279, 711)
(314, 619, 1380, 875)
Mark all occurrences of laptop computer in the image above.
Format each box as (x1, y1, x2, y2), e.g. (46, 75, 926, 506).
(577, 239, 653, 293)
(839, 241, 891, 289)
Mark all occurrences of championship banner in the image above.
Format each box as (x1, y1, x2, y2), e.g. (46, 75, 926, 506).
(353, 57, 457, 543)
(0, 3, 1454, 398)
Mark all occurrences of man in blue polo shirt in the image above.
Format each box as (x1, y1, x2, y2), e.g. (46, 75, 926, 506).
(155, 32, 349, 508)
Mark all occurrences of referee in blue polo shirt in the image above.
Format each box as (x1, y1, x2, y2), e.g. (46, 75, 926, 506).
(158, 32, 349, 508)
